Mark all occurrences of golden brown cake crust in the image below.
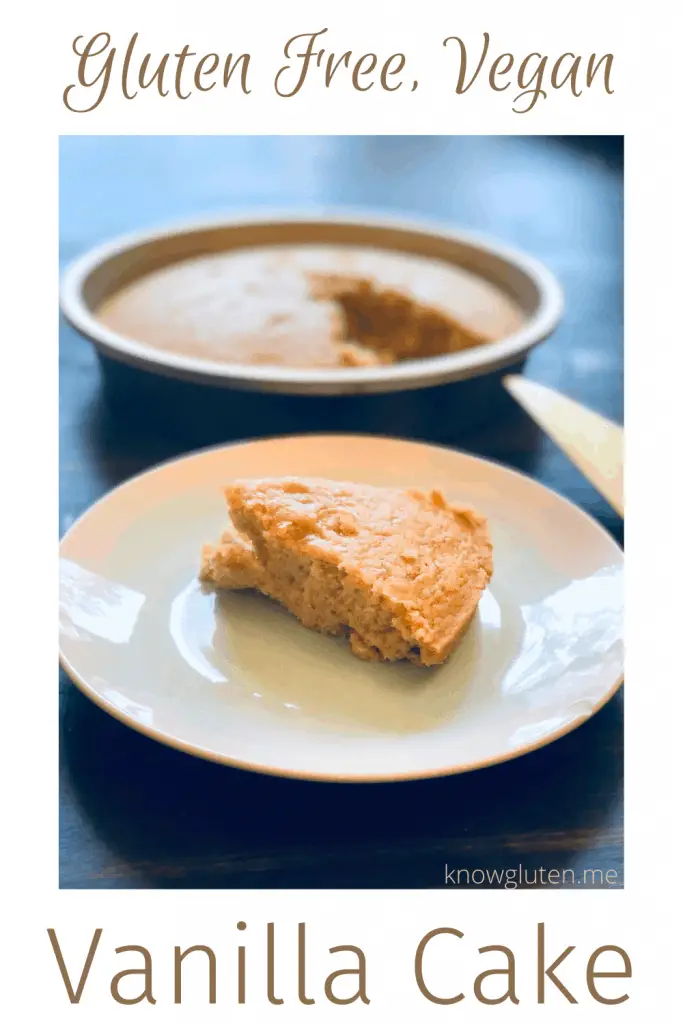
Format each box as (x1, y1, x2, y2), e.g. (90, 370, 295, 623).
(97, 246, 522, 371)
(200, 477, 493, 666)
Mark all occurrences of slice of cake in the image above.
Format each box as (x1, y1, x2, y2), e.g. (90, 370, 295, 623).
(200, 478, 493, 666)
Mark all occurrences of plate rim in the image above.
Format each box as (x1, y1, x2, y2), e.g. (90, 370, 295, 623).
(59, 208, 565, 396)
(59, 433, 624, 783)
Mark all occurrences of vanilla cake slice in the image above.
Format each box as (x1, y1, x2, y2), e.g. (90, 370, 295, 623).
(200, 477, 493, 666)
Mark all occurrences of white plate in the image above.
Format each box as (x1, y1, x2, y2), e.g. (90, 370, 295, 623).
(59, 435, 623, 782)
(59, 211, 564, 396)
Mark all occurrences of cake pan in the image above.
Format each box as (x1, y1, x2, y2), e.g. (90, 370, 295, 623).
(60, 210, 564, 397)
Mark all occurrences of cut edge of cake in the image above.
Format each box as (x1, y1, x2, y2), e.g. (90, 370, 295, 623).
(309, 271, 489, 365)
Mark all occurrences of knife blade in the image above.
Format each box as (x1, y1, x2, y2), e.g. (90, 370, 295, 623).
(503, 375, 624, 517)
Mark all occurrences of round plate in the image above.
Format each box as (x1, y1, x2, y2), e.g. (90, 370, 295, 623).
(59, 435, 623, 782)
(59, 211, 564, 396)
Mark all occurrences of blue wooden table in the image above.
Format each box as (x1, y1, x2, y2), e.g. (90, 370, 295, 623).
(59, 135, 623, 889)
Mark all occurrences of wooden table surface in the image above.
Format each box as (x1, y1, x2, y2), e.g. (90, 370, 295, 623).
(59, 135, 624, 889)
